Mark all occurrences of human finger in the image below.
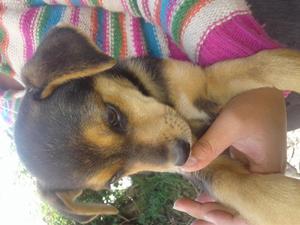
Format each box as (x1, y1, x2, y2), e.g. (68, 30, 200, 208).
(190, 220, 213, 225)
(204, 210, 250, 225)
(173, 198, 230, 219)
(195, 193, 216, 203)
(182, 108, 240, 171)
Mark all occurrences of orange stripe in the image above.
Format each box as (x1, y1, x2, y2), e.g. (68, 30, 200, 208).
(0, 4, 15, 78)
(0, 4, 8, 54)
(119, 13, 127, 59)
(65, 0, 73, 6)
(91, 9, 98, 43)
(154, 0, 162, 26)
(180, 0, 210, 45)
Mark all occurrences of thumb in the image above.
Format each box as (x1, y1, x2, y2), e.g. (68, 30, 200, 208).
(204, 210, 249, 225)
(204, 210, 234, 225)
(182, 109, 240, 172)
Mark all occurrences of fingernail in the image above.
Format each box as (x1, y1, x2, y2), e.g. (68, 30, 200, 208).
(182, 157, 198, 168)
(173, 201, 183, 211)
(203, 213, 215, 223)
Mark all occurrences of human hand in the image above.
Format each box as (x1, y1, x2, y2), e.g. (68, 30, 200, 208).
(183, 87, 287, 174)
(0, 75, 24, 91)
(174, 194, 250, 225)
(174, 88, 287, 225)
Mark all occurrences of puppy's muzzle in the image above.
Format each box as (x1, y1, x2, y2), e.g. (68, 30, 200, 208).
(173, 139, 190, 166)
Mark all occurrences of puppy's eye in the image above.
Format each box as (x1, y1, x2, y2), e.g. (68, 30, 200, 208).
(106, 104, 127, 133)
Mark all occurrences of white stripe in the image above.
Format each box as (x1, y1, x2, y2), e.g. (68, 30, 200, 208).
(122, 0, 140, 17)
(169, 0, 185, 34)
(58, 6, 72, 24)
(32, 8, 45, 51)
(154, 26, 170, 57)
(181, 0, 249, 62)
(107, 12, 113, 56)
(196, 10, 249, 63)
(102, 0, 124, 12)
(77, 7, 93, 37)
(3, 8, 27, 78)
(1, 1, 27, 8)
(55, 0, 70, 5)
(42, 0, 55, 4)
(148, 0, 157, 22)
(125, 15, 136, 57)
(137, 1, 149, 21)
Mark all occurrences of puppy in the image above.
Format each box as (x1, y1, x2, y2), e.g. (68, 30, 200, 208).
(15, 26, 300, 225)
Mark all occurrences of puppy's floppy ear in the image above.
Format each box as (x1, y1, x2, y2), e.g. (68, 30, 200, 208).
(22, 26, 116, 99)
(38, 184, 118, 224)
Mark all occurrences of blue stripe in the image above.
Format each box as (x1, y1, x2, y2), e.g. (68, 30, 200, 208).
(160, 0, 169, 33)
(28, 0, 45, 6)
(39, 6, 65, 40)
(142, 21, 162, 58)
(96, 9, 105, 51)
(70, 0, 81, 6)
(2, 100, 8, 121)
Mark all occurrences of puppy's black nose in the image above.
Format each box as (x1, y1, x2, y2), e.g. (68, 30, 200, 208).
(174, 139, 190, 166)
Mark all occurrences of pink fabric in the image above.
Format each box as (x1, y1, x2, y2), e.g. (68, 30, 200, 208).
(167, 35, 189, 61)
(21, 8, 39, 61)
(199, 15, 280, 66)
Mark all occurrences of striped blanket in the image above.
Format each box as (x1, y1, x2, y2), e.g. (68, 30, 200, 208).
(0, 0, 279, 130)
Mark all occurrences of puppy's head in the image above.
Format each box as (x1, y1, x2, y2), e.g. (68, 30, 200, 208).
(15, 26, 192, 223)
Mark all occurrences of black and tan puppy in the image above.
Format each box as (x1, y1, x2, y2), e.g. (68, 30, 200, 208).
(15, 26, 300, 225)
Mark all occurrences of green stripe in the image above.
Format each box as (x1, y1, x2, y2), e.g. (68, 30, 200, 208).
(37, 7, 50, 42)
(111, 13, 122, 59)
(26, 0, 45, 6)
(129, 0, 142, 17)
(89, 0, 98, 6)
(15, 98, 21, 112)
(0, 29, 5, 43)
(0, 63, 12, 77)
(172, 0, 198, 43)
(3, 90, 13, 99)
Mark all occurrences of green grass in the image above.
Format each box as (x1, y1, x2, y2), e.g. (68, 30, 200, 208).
(42, 173, 196, 225)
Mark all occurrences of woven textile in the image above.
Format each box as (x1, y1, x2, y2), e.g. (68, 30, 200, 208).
(0, 0, 280, 129)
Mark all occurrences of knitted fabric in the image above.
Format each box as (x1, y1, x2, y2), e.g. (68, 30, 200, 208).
(0, 0, 280, 129)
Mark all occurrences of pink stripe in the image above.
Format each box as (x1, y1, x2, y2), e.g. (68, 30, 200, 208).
(121, 0, 131, 13)
(180, 0, 211, 48)
(80, 0, 87, 6)
(283, 91, 291, 97)
(10, 98, 15, 124)
(198, 14, 280, 66)
(154, 0, 162, 25)
(70, 7, 80, 26)
(102, 9, 109, 54)
(142, 0, 152, 22)
(20, 8, 39, 60)
(65, 0, 72, 5)
(167, 35, 189, 61)
(166, 0, 178, 34)
(196, 10, 250, 63)
(0, 4, 13, 75)
(121, 0, 137, 16)
(131, 18, 146, 56)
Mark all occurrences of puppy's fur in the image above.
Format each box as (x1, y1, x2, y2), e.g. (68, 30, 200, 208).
(15, 26, 300, 225)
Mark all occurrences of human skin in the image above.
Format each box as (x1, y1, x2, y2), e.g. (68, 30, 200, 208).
(0, 76, 24, 91)
(174, 88, 287, 225)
